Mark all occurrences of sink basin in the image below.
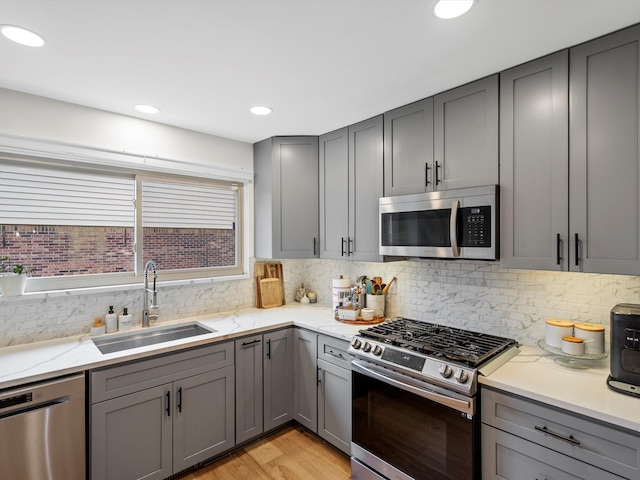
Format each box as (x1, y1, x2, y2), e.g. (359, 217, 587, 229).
(92, 323, 216, 354)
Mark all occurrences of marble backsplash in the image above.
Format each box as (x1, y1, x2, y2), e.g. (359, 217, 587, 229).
(1, 257, 639, 348)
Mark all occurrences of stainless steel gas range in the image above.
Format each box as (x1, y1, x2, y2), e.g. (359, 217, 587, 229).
(349, 317, 519, 480)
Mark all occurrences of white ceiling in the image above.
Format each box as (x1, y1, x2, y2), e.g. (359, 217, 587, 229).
(2, 0, 640, 144)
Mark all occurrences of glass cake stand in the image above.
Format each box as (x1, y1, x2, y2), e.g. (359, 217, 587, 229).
(537, 339, 608, 369)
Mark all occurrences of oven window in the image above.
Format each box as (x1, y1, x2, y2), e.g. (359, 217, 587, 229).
(381, 209, 451, 247)
(352, 370, 477, 480)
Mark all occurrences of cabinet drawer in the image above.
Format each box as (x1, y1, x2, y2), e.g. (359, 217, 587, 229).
(317, 335, 351, 369)
(482, 424, 623, 480)
(91, 342, 234, 403)
(482, 387, 639, 479)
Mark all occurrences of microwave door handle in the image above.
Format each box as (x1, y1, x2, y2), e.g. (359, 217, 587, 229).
(450, 200, 461, 257)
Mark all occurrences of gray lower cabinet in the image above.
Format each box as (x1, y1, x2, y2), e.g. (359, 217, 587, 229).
(319, 116, 383, 262)
(235, 334, 264, 444)
(482, 425, 623, 480)
(263, 328, 294, 431)
(569, 24, 640, 275)
(317, 335, 352, 455)
(434, 75, 499, 191)
(293, 329, 352, 455)
(293, 328, 318, 431)
(383, 97, 434, 196)
(481, 387, 640, 480)
(254, 136, 319, 259)
(235, 329, 294, 443)
(500, 50, 569, 270)
(90, 343, 235, 480)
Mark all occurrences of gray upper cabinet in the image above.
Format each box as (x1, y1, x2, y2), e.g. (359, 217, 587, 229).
(319, 116, 384, 262)
(254, 136, 319, 259)
(500, 51, 569, 270)
(319, 127, 349, 259)
(384, 97, 434, 195)
(570, 25, 640, 275)
(434, 75, 499, 190)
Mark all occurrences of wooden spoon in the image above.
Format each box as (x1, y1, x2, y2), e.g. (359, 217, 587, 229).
(381, 276, 397, 295)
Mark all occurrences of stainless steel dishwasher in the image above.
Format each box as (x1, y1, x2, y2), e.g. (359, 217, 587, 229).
(0, 373, 85, 479)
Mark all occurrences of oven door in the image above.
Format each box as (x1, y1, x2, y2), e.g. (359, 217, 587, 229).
(351, 360, 478, 480)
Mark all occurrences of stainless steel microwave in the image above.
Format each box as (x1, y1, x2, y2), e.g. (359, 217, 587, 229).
(379, 185, 499, 260)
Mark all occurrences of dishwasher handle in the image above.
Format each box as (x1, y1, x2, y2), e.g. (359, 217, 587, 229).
(0, 374, 84, 418)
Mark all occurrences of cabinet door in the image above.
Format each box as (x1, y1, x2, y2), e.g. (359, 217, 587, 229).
(500, 51, 569, 270)
(317, 358, 351, 455)
(319, 127, 349, 260)
(293, 328, 318, 432)
(91, 384, 172, 480)
(254, 137, 319, 259)
(384, 98, 434, 195)
(434, 75, 499, 190)
(570, 25, 640, 274)
(349, 115, 384, 262)
(264, 328, 294, 431)
(482, 425, 623, 480)
(173, 366, 235, 472)
(273, 136, 319, 258)
(234, 335, 264, 444)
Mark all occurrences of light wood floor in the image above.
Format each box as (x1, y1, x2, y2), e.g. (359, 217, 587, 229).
(178, 425, 352, 480)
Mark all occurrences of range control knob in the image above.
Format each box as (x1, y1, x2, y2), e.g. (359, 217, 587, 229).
(363, 342, 372, 353)
(352, 339, 362, 350)
(455, 369, 469, 384)
(438, 364, 453, 378)
(373, 345, 383, 356)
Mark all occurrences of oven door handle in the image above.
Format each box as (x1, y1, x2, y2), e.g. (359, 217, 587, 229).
(352, 360, 473, 415)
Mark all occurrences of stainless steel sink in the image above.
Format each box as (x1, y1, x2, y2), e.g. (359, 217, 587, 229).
(92, 323, 216, 354)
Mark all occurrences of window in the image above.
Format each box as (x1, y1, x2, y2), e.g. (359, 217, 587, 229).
(0, 157, 244, 291)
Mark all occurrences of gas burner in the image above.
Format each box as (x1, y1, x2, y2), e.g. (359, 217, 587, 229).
(358, 317, 517, 368)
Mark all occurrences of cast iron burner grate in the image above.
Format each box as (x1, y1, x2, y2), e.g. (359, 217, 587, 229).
(359, 317, 517, 368)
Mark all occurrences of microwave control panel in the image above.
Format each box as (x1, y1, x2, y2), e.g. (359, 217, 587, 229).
(460, 205, 491, 247)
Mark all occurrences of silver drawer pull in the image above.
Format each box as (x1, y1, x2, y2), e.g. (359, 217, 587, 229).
(534, 425, 581, 446)
(326, 349, 345, 359)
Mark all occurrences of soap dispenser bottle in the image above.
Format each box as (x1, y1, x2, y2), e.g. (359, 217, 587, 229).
(118, 307, 132, 332)
(105, 305, 118, 333)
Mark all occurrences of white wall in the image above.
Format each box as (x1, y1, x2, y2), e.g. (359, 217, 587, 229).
(0, 88, 253, 172)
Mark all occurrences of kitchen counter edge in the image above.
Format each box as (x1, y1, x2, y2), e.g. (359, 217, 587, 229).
(0, 305, 362, 390)
(480, 345, 640, 434)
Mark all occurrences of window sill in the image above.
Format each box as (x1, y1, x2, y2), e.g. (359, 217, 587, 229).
(2, 272, 251, 301)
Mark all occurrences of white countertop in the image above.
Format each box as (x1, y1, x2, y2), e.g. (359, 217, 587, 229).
(480, 345, 640, 433)
(0, 304, 363, 390)
(3, 307, 639, 436)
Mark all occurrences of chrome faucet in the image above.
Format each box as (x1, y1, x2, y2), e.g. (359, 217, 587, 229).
(142, 260, 158, 327)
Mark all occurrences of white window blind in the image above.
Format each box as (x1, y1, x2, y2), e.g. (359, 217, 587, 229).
(0, 163, 135, 226)
(142, 180, 237, 229)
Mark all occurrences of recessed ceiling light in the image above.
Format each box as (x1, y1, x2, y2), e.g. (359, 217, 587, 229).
(0, 25, 45, 47)
(250, 106, 273, 116)
(434, 0, 475, 19)
(135, 104, 160, 114)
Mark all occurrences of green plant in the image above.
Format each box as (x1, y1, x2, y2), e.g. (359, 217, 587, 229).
(0, 256, 35, 275)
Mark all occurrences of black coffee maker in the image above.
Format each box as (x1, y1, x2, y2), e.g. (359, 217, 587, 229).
(608, 303, 640, 397)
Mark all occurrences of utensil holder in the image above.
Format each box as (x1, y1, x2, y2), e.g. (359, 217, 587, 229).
(366, 294, 385, 320)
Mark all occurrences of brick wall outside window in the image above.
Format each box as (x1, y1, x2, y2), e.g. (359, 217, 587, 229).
(0, 225, 235, 277)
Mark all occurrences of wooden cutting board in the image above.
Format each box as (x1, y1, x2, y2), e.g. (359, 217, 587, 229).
(259, 278, 283, 308)
(255, 261, 285, 308)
